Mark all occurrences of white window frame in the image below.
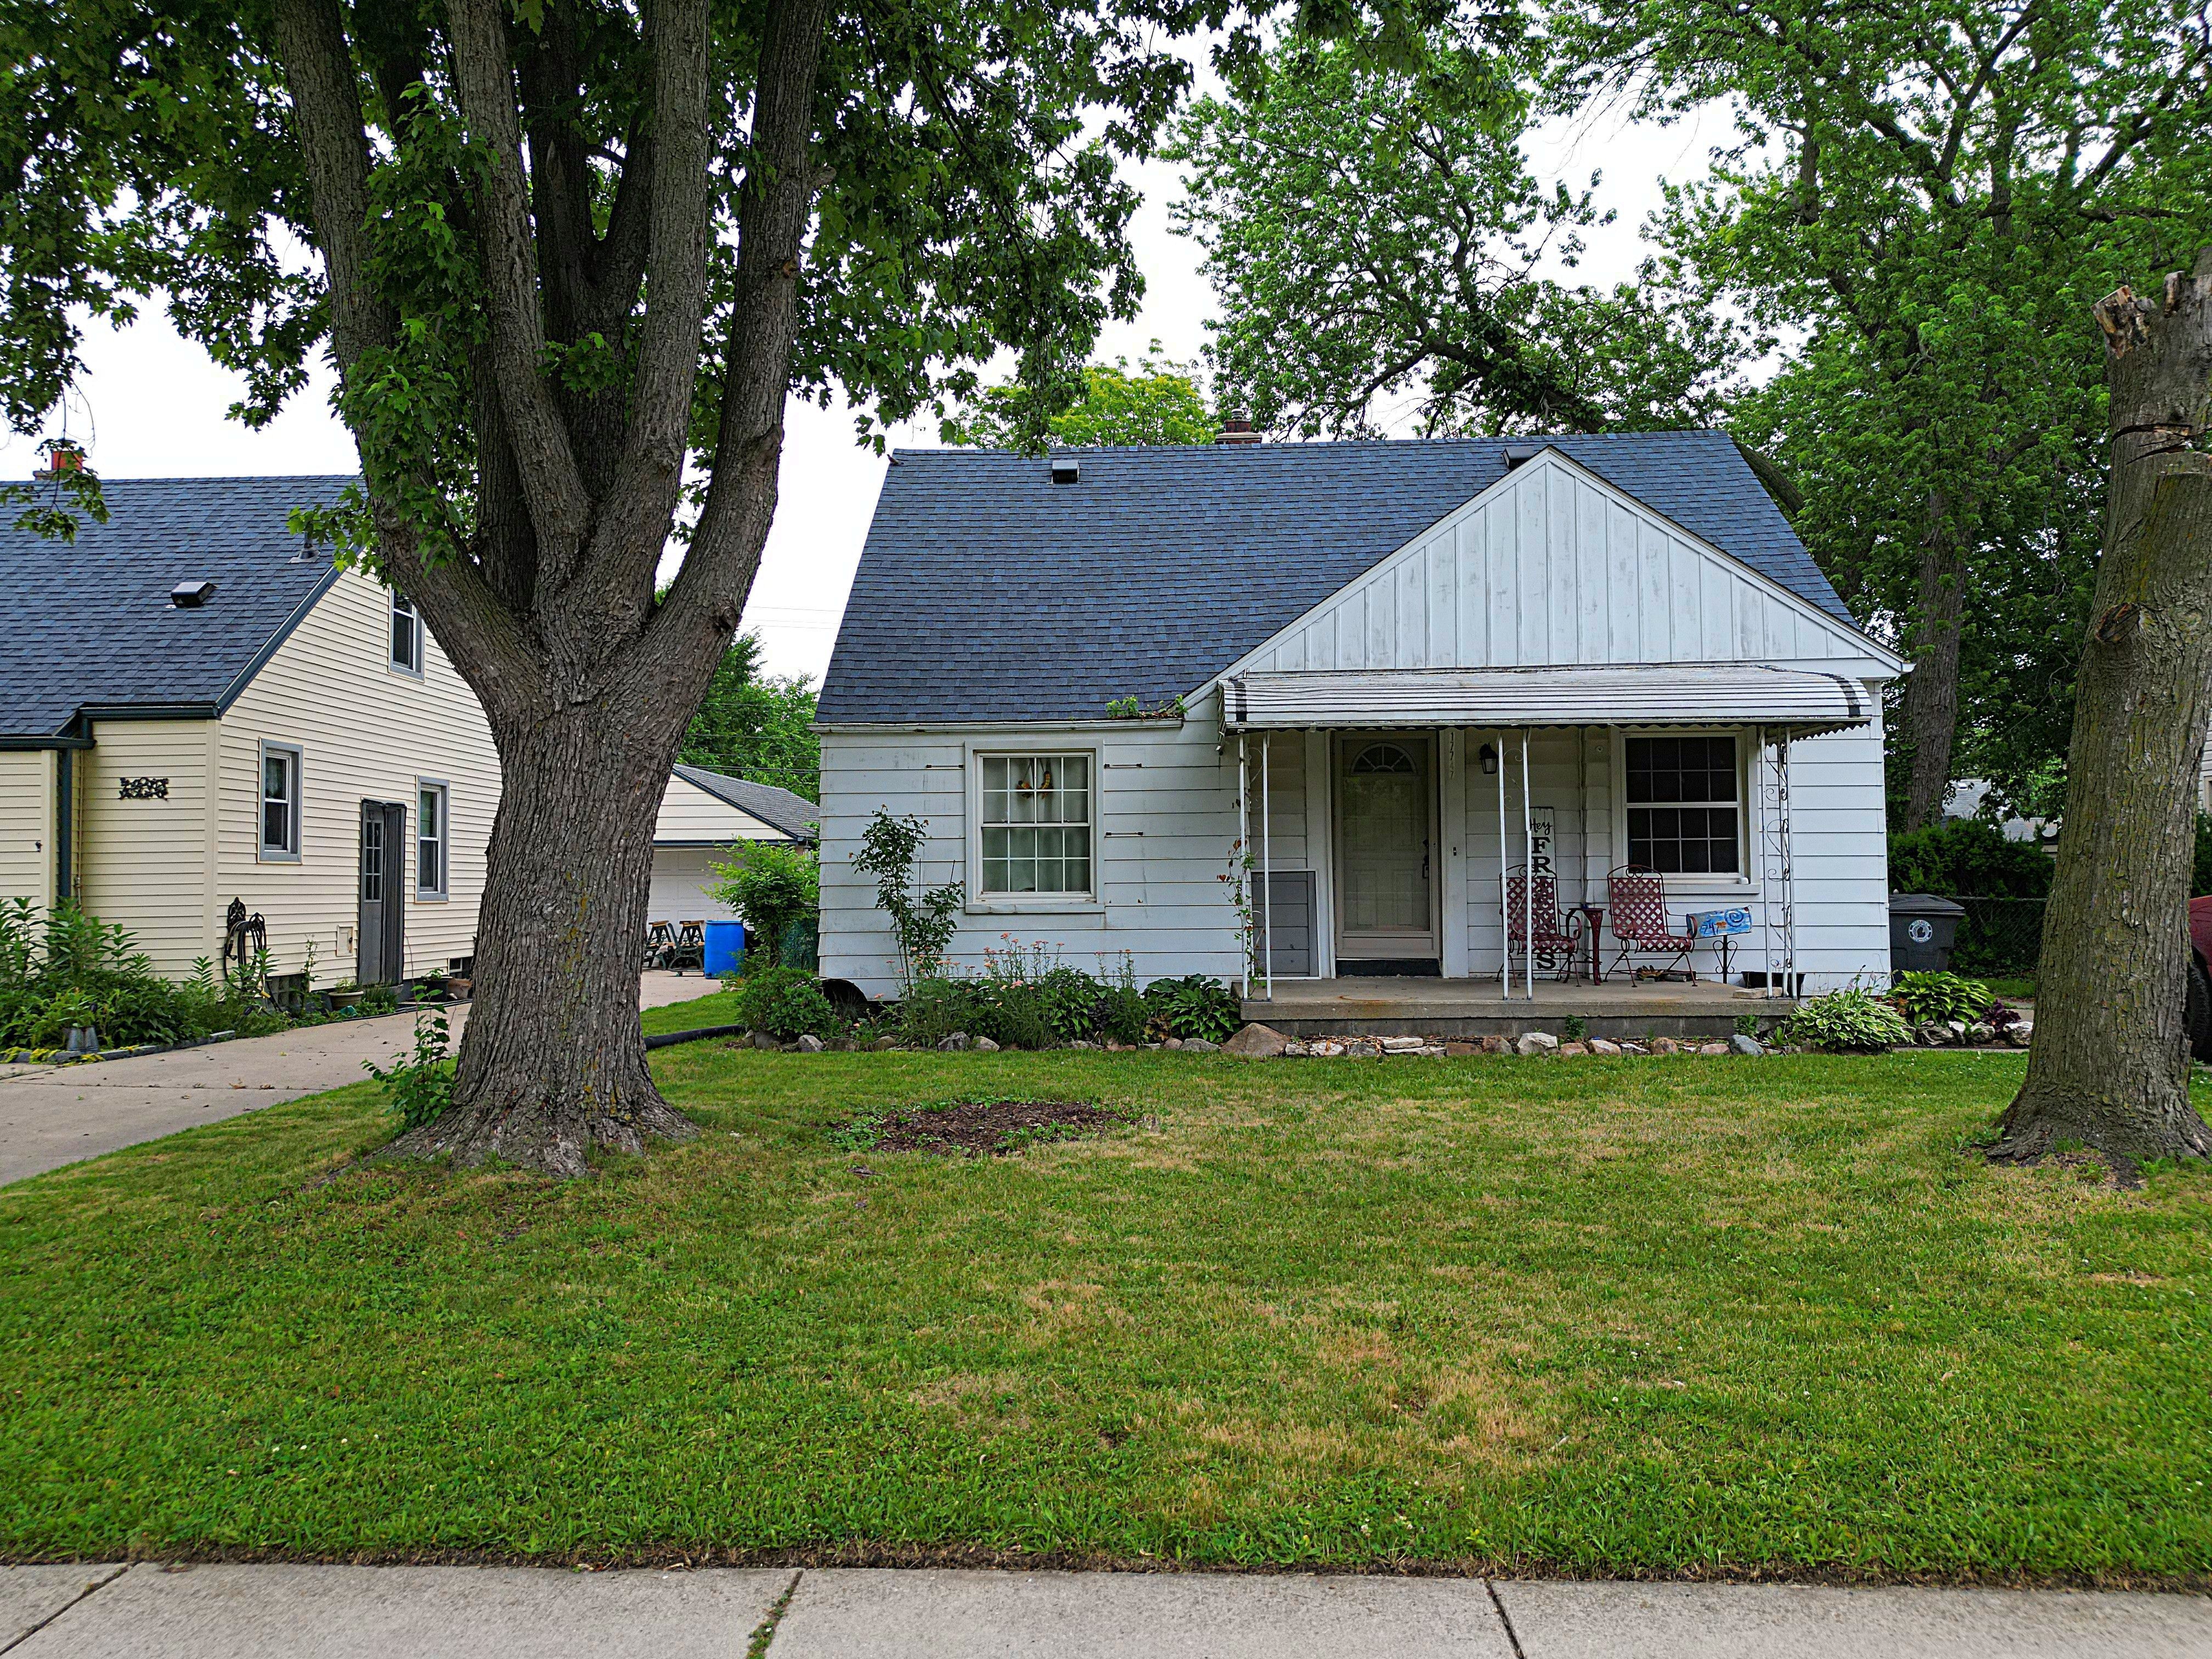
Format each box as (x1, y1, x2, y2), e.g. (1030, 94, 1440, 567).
(966, 743, 1102, 913)
(388, 590, 424, 678)
(415, 778, 450, 900)
(1608, 727, 1753, 891)
(257, 740, 303, 863)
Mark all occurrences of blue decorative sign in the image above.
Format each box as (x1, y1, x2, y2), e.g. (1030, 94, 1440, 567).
(1688, 906, 1753, 938)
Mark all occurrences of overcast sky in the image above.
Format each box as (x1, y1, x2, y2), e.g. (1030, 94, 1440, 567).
(6, 97, 1728, 685)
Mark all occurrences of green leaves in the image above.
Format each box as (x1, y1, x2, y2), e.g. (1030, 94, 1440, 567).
(943, 343, 1217, 451)
(1167, 24, 1752, 437)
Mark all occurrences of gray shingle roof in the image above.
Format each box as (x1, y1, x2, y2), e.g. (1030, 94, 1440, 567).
(816, 431, 1863, 726)
(0, 475, 357, 739)
(672, 764, 819, 842)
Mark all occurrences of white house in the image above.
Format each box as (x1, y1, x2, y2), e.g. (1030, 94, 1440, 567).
(815, 434, 1904, 1006)
(648, 763, 817, 924)
(0, 476, 499, 988)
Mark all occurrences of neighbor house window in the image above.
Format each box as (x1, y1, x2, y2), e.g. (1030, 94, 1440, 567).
(259, 743, 301, 860)
(1625, 735, 1739, 874)
(979, 753, 1092, 895)
(417, 781, 449, 898)
(389, 591, 423, 674)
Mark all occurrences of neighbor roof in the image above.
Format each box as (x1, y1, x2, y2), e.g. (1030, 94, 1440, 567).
(817, 431, 1863, 726)
(0, 475, 356, 740)
(671, 764, 819, 842)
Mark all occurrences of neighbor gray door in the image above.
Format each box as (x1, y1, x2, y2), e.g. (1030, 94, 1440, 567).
(358, 800, 407, 984)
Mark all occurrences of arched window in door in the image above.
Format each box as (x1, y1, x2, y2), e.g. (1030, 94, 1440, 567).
(1349, 742, 1417, 776)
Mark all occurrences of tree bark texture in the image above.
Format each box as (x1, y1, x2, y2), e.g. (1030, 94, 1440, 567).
(390, 714, 691, 1176)
(1898, 523, 1966, 832)
(271, 0, 833, 1174)
(1994, 249, 2212, 1171)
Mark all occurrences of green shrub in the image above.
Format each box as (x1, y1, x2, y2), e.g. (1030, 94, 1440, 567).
(896, 977, 986, 1048)
(2196, 812, 2212, 898)
(1891, 971, 1992, 1026)
(1887, 819, 2052, 899)
(734, 966, 839, 1040)
(364, 1012, 454, 1130)
(0, 902, 267, 1049)
(1143, 973, 1241, 1043)
(1098, 985, 1150, 1045)
(1035, 965, 1105, 1044)
(1778, 988, 1912, 1053)
(709, 841, 819, 973)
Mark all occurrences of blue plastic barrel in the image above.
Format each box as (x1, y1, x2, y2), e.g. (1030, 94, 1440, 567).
(702, 919, 746, 977)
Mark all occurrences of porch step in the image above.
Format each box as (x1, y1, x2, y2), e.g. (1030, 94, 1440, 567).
(1239, 981, 1793, 1041)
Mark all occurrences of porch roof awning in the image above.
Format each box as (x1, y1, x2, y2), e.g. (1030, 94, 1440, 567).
(1220, 664, 1871, 735)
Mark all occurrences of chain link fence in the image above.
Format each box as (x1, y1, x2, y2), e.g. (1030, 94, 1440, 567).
(1950, 897, 2047, 978)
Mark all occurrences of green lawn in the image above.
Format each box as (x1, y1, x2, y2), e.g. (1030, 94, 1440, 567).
(2, 1045, 2208, 1581)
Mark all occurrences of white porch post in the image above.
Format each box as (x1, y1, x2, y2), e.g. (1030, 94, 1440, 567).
(1495, 728, 1510, 991)
(1521, 728, 1534, 1000)
(1238, 733, 1250, 995)
(1260, 732, 1272, 999)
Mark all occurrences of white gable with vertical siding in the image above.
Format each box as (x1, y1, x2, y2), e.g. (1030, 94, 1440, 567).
(1220, 449, 1899, 682)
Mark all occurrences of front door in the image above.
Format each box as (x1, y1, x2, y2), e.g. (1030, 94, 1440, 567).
(1334, 735, 1438, 970)
(358, 800, 407, 984)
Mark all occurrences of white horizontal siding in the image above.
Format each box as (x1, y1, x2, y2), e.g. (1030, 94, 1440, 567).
(76, 721, 219, 973)
(655, 775, 785, 844)
(216, 567, 499, 984)
(0, 749, 56, 914)
(820, 702, 1245, 994)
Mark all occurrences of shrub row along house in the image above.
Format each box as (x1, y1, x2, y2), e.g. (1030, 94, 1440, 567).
(0, 476, 808, 990)
(816, 434, 1903, 1005)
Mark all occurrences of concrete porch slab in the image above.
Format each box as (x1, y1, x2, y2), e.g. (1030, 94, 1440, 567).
(1242, 976, 1790, 1039)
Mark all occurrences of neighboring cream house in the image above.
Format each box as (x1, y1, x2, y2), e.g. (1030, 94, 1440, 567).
(0, 476, 498, 986)
(648, 764, 817, 924)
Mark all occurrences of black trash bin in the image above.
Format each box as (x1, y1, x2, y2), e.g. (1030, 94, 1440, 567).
(1889, 893, 1966, 974)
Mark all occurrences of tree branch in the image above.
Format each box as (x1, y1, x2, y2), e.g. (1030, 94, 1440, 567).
(446, 0, 590, 562)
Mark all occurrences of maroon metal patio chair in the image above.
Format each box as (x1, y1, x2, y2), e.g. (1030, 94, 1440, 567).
(1606, 865, 1697, 979)
(1505, 867, 1583, 981)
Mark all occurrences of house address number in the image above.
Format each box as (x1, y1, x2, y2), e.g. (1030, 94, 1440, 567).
(119, 777, 170, 800)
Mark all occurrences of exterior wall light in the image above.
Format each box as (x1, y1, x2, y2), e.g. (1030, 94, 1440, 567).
(1479, 743, 1498, 776)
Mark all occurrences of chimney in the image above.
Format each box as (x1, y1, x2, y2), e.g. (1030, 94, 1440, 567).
(1214, 417, 1261, 446)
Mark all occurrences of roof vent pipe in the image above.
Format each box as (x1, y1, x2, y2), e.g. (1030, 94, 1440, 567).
(1049, 456, 1080, 485)
(1214, 417, 1261, 446)
(170, 580, 217, 608)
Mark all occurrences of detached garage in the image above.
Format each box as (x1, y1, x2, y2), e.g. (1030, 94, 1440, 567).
(649, 764, 817, 927)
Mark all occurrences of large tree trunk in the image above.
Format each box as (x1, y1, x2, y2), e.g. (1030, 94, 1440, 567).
(1993, 249, 2212, 1172)
(270, 0, 831, 1175)
(1898, 518, 1966, 832)
(390, 710, 696, 1177)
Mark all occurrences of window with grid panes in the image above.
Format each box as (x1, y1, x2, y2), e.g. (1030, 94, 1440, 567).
(1625, 735, 1740, 873)
(979, 753, 1092, 894)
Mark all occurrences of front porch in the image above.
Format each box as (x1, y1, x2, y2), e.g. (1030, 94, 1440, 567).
(1240, 974, 1790, 1040)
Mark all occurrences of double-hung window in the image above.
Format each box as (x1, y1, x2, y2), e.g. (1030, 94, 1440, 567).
(417, 782, 449, 898)
(1624, 735, 1740, 874)
(389, 591, 423, 675)
(259, 743, 301, 860)
(979, 753, 1092, 896)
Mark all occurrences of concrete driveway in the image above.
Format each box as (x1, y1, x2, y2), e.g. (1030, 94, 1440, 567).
(0, 972, 720, 1187)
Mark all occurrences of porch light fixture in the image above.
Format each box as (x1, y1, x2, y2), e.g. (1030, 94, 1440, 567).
(1478, 743, 1498, 776)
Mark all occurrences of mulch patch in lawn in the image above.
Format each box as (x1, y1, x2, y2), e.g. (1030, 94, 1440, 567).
(840, 1098, 1128, 1157)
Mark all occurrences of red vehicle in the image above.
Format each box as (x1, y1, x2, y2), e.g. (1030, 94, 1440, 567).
(2190, 898, 2212, 1061)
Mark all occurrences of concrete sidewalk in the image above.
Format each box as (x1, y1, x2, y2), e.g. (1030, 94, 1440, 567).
(3, 1564, 2205, 1657)
(0, 973, 720, 1187)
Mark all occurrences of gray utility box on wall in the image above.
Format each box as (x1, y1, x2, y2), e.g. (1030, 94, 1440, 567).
(1889, 893, 1966, 974)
